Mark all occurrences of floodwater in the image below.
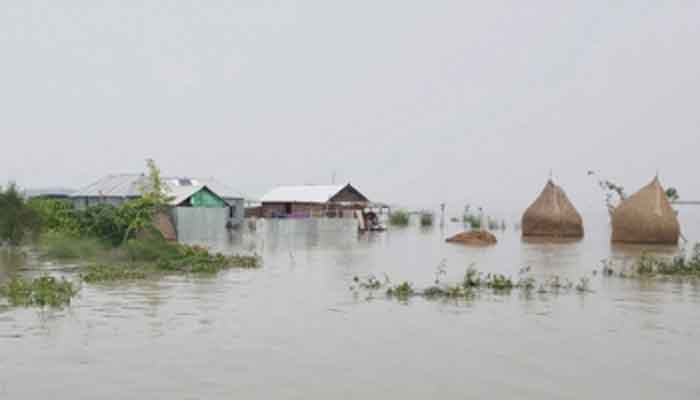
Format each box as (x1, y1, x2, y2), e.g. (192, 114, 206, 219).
(1, 209, 700, 399)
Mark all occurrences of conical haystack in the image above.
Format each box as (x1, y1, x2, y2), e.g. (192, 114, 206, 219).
(611, 177, 679, 244)
(522, 180, 584, 238)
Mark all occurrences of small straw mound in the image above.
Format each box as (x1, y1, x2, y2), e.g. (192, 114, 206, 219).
(446, 231, 497, 246)
(522, 180, 584, 238)
(611, 177, 680, 244)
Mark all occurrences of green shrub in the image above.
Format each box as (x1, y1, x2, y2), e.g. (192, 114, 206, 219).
(27, 198, 81, 236)
(0, 183, 40, 245)
(123, 237, 178, 262)
(463, 214, 481, 229)
(389, 210, 410, 226)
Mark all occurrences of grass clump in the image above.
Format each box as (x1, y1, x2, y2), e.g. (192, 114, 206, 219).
(389, 210, 410, 226)
(0, 275, 77, 307)
(80, 242, 261, 283)
(39, 232, 107, 260)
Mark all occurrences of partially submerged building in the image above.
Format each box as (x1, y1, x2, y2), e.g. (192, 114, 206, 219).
(71, 174, 245, 241)
(259, 183, 370, 218)
(522, 179, 584, 238)
(611, 177, 680, 244)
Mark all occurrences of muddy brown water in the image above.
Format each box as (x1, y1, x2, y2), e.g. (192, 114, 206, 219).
(1, 209, 699, 399)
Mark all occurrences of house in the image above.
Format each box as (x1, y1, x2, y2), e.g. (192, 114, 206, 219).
(71, 174, 246, 241)
(259, 183, 369, 218)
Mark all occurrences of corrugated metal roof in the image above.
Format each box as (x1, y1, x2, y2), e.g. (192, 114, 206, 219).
(260, 184, 345, 203)
(169, 185, 207, 206)
(72, 174, 245, 202)
(71, 174, 147, 198)
(166, 177, 244, 200)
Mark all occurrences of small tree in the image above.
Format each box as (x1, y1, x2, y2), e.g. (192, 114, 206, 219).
(140, 158, 173, 206)
(665, 187, 679, 202)
(121, 159, 174, 244)
(588, 170, 626, 213)
(0, 183, 40, 245)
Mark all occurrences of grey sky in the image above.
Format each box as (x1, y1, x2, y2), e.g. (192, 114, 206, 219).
(1, 1, 698, 217)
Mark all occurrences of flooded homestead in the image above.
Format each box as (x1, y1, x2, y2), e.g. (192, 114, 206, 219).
(1, 209, 700, 399)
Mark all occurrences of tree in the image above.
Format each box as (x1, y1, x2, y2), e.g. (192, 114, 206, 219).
(120, 159, 174, 244)
(0, 183, 40, 245)
(140, 158, 173, 206)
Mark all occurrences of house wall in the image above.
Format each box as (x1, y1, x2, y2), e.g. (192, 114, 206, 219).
(172, 207, 231, 243)
(226, 198, 245, 227)
(261, 202, 358, 218)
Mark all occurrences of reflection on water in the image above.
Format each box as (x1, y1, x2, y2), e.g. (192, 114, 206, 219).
(1, 213, 700, 399)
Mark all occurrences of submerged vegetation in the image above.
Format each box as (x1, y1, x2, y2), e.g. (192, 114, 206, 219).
(462, 205, 482, 229)
(419, 212, 434, 227)
(389, 210, 410, 226)
(351, 262, 593, 302)
(0, 275, 77, 307)
(596, 243, 700, 279)
(56, 236, 262, 283)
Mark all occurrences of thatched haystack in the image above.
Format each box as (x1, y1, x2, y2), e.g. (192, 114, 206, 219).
(611, 177, 679, 244)
(446, 231, 497, 246)
(522, 180, 584, 238)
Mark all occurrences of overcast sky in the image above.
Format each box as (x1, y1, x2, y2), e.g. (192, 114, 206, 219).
(1, 1, 698, 218)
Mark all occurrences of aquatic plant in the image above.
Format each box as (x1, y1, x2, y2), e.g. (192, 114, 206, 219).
(386, 281, 415, 299)
(0, 275, 77, 307)
(419, 212, 434, 227)
(487, 218, 505, 231)
(388, 210, 410, 226)
(462, 214, 481, 229)
(351, 263, 593, 302)
(81, 246, 261, 283)
(352, 274, 384, 290)
(81, 264, 148, 283)
(634, 244, 700, 276)
(575, 277, 592, 293)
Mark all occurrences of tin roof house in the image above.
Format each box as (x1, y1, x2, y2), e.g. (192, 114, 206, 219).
(71, 174, 245, 242)
(259, 183, 369, 218)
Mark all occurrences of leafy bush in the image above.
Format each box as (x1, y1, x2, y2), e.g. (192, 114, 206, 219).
(0, 183, 40, 245)
(122, 237, 179, 262)
(28, 198, 81, 236)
